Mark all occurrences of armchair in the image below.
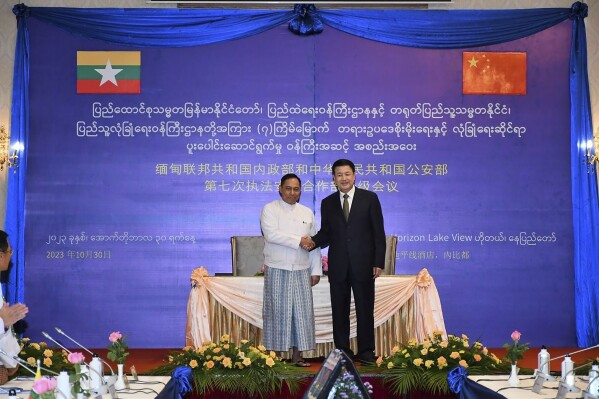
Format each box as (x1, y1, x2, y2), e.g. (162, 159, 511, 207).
(230, 236, 265, 276)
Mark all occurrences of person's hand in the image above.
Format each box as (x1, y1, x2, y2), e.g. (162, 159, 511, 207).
(300, 236, 315, 250)
(0, 303, 28, 328)
(311, 275, 320, 286)
(372, 267, 383, 279)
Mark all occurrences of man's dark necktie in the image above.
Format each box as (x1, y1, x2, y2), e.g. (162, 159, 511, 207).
(343, 194, 350, 221)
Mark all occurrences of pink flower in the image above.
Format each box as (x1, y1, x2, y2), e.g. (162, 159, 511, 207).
(32, 377, 57, 394)
(67, 351, 85, 364)
(109, 331, 123, 343)
(322, 256, 328, 272)
(511, 330, 521, 342)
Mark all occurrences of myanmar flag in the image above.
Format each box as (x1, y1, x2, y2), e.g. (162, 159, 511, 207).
(77, 51, 141, 94)
(462, 52, 526, 95)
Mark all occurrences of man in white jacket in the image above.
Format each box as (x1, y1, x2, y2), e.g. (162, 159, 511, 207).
(0, 230, 28, 381)
(261, 174, 321, 367)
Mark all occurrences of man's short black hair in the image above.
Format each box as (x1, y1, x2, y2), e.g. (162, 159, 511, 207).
(280, 173, 301, 186)
(332, 159, 355, 174)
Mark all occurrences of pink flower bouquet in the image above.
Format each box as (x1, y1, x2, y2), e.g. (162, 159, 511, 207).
(106, 331, 129, 364)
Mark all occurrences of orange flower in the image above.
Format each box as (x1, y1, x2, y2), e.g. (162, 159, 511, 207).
(437, 356, 447, 369)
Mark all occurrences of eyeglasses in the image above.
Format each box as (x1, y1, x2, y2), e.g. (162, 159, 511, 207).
(282, 186, 301, 193)
(3, 247, 13, 256)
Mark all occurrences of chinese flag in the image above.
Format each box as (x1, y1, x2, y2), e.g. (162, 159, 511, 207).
(463, 52, 526, 95)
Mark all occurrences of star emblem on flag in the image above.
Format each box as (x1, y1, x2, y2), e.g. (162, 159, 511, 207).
(467, 56, 479, 68)
(95, 59, 123, 87)
(462, 51, 527, 95)
(77, 51, 140, 94)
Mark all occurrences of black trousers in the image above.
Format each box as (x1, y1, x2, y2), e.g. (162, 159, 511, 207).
(329, 276, 375, 357)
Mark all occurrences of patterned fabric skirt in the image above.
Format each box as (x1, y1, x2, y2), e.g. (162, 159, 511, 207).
(262, 266, 315, 352)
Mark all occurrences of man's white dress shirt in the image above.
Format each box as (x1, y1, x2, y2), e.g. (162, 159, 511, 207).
(260, 199, 322, 275)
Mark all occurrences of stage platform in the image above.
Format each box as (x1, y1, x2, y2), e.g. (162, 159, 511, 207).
(93, 346, 599, 375)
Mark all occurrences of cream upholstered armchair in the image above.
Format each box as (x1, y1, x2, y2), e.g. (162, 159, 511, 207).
(231, 236, 265, 276)
(383, 235, 398, 275)
(231, 235, 398, 276)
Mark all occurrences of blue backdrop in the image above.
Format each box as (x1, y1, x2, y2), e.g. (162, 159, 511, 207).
(8, 3, 597, 349)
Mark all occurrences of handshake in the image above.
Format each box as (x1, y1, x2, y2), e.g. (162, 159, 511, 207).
(300, 236, 316, 251)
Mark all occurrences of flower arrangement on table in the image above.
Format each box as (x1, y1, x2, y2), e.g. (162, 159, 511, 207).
(67, 351, 90, 397)
(107, 331, 129, 365)
(17, 338, 71, 376)
(17, 344, 90, 399)
(29, 376, 58, 399)
(378, 331, 505, 396)
(148, 334, 302, 397)
(503, 330, 529, 365)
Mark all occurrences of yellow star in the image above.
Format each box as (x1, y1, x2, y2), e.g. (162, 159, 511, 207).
(468, 56, 479, 68)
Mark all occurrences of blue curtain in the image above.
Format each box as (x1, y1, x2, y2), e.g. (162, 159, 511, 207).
(5, 8, 29, 305)
(568, 4, 599, 346)
(9, 2, 597, 345)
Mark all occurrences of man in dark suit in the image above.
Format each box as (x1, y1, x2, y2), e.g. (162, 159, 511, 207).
(301, 159, 386, 363)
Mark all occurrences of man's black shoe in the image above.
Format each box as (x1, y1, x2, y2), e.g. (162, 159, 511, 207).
(356, 353, 377, 363)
